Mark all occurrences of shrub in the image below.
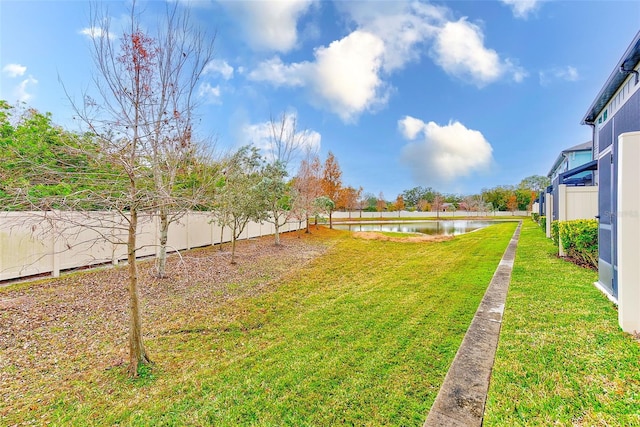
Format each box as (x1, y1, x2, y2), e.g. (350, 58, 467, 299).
(532, 212, 540, 223)
(551, 220, 559, 246)
(539, 216, 546, 231)
(558, 219, 598, 269)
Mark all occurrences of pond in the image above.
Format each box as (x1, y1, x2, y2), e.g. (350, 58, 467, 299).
(333, 220, 501, 236)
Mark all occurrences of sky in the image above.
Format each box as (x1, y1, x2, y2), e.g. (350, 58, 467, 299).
(1, 0, 640, 199)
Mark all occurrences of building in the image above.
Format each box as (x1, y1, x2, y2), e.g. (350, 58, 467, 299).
(582, 30, 640, 333)
(547, 141, 594, 185)
(542, 140, 597, 239)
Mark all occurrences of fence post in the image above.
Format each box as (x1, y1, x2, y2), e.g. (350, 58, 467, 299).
(51, 214, 61, 278)
(558, 184, 567, 256)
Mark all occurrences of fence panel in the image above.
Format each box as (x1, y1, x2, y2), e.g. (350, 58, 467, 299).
(0, 211, 302, 282)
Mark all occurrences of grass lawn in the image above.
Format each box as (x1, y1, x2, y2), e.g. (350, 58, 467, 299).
(484, 221, 640, 426)
(1, 222, 516, 426)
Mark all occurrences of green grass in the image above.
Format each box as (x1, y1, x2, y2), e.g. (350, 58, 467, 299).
(1, 223, 517, 426)
(484, 221, 640, 426)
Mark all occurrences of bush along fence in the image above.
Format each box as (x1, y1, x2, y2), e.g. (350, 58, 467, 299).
(0, 211, 303, 282)
(531, 214, 597, 269)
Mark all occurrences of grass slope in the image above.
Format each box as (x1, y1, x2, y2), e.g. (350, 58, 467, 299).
(1, 222, 516, 426)
(484, 221, 640, 426)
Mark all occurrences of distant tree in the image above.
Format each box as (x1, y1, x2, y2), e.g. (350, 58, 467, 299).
(482, 186, 514, 211)
(394, 195, 405, 215)
(515, 188, 534, 211)
(355, 188, 366, 217)
(402, 186, 436, 209)
(506, 193, 518, 214)
(432, 194, 445, 218)
(519, 175, 550, 192)
(320, 151, 342, 229)
(363, 192, 378, 212)
(376, 192, 386, 216)
(417, 199, 431, 212)
(338, 186, 361, 218)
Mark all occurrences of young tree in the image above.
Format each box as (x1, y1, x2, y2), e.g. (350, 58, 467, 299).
(313, 196, 335, 226)
(215, 146, 267, 264)
(394, 194, 405, 215)
(256, 160, 289, 245)
(68, 1, 214, 376)
(320, 151, 342, 229)
(291, 151, 322, 233)
(260, 112, 313, 245)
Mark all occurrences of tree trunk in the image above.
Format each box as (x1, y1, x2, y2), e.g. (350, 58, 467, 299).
(127, 207, 150, 377)
(329, 210, 333, 229)
(157, 209, 168, 278)
(274, 221, 281, 245)
(305, 216, 310, 234)
(230, 224, 237, 264)
(220, 224, 225, 251)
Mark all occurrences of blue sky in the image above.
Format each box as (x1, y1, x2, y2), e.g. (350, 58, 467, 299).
(1, 1, 639, 199)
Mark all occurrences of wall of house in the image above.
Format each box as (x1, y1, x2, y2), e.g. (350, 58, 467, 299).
(0, 211, 298, 282)
(594, 76, 640, 299)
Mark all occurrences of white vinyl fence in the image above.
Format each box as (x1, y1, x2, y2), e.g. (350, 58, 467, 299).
(0, 211, 302, 281)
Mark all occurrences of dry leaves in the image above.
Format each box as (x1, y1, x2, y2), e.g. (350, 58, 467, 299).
(0, 229, 332, 418)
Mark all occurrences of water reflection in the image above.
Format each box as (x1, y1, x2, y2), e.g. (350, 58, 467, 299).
(333, 220, 500, 236)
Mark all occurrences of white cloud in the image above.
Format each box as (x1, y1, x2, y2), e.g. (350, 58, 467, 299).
(248, 56, 309, 87)
(501, 0, 540, 19)
(249, 30, 388, 122)
(220, 0, 315, 52)
(310, 30, 387, 122)
(337, 1, 445, 73)
(431, 18, 526, 87)
(198, 82, 221, 104)
(240, 112, 321, 164)
(2, 63, 27, 78)
(398, 116, 493, 184)
(79, 26, 116, 40)
(539, 66, 580, 86)
(248, 2, 524, 121)
(14, 75, 38, 102)
(203, 59, 234, 80)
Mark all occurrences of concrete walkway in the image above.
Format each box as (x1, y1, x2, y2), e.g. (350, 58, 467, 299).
(424, 221, 522, 427)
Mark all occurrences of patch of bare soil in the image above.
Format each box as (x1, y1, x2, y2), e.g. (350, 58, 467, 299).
(0, 228, 335, 416)
(353, 231, 453, 243)
(556, 255, 597, 271)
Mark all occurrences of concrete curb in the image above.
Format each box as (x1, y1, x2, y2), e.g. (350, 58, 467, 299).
(424, 221, 522, 427)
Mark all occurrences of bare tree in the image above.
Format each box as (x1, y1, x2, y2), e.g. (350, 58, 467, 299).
(68, 1, 215, 376)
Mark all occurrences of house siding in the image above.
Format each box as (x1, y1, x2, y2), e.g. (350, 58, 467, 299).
(594, 80, 640, 298)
